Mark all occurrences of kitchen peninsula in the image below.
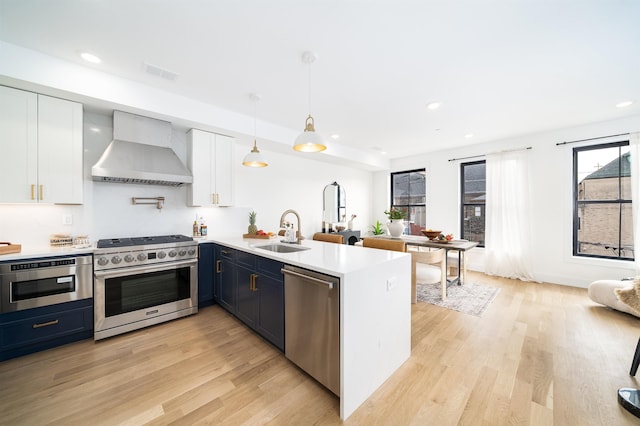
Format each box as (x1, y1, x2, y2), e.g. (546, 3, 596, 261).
(203, 237, 411, 420)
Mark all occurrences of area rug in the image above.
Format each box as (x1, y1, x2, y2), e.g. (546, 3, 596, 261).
(416, 281, 500, 316)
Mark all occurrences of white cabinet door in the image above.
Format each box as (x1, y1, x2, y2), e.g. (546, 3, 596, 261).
(214, 134, 233, 207)
(0, 88, 83, 204)
(0, 86, 38, 203)
(187, 129, 234, 207)
(38, 95, 84, 204)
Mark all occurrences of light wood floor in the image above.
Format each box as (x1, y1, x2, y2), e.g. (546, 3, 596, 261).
(1, 272, 640, 425)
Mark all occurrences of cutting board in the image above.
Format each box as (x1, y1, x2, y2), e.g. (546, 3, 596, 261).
(242, 234, 276, 239)
(0, 242, 22, 255)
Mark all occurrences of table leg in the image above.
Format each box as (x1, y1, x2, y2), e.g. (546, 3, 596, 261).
(460, 251, 467, 286)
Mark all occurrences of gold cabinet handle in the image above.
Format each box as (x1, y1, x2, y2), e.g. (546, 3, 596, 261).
(33, 319, 59, 329)
(251, 274, 258, 291)
(216, 260, 223, 273)
(39, 184, 43, 201)
(30, 184, 35, 200)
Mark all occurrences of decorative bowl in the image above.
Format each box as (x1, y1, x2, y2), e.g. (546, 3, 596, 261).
(336, 226, 346, 232)
(421, 230, 442, 240)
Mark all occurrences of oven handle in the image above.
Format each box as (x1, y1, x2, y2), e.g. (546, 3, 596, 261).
(94, 259, 197, 279)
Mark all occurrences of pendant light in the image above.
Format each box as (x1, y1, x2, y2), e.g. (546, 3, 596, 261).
(293, 51, 327, 152)
(242, 93, 268, 167)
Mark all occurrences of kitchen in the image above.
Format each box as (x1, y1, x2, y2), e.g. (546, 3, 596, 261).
(2, 1, 640, 424)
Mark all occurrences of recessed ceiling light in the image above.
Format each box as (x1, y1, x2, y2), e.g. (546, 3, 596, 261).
(89, 127, 100, 132)
(616, 100, 634, 108)
(330, 134, 340, 140)
(380, 151, 387, 155)
(464, 133, 474, 139)
(79, 51, 101, 64)
(426, 102, 441, 110)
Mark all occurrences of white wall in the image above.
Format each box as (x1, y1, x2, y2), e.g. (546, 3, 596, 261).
(0, 111, 373, 248)
(384, 115, 640, 288)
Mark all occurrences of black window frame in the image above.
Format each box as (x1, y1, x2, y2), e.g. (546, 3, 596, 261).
(390, 168, 426, 235)
(573, 140, 633, 261)
(460, 160, 486, 247)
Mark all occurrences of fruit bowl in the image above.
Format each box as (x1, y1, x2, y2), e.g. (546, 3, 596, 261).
(421, 230, 442, 240)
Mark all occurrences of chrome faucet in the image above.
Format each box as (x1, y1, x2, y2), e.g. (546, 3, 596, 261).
(280, 209, 303, 244)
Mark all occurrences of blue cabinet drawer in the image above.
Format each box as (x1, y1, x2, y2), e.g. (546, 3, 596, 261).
(236, 250, 256, 268)
(0, 299, 93, 361)
(217, 246, 235, 261)
(257, 257, 284, 279)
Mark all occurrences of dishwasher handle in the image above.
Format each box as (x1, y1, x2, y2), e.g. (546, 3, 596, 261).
(281, 268, 334, 289)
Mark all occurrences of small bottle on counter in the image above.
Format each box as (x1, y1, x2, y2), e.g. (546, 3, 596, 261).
(193, 216, 200, 237)
(199, 216, 208, 237)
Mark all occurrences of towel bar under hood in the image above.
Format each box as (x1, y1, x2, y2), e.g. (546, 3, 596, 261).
(91, 111, 193, 186)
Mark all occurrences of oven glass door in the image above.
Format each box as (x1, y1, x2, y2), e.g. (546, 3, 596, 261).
(104, 267, 191, 317)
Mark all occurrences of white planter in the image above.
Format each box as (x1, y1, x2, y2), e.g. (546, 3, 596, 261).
(387, 220, 405, 237)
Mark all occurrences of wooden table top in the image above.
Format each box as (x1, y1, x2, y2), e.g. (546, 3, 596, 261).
(365, 235, 479, 251)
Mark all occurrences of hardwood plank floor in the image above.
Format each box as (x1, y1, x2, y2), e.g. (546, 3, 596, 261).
(1, 272, 639, 425)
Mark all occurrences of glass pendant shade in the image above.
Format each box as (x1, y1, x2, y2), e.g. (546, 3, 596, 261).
(293, 115, 326, 152)
(242, 140, 268, 167)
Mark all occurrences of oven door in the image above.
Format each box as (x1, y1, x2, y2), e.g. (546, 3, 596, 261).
(94, 259, 197, 340)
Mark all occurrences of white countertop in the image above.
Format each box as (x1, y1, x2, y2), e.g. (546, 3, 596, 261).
(201, 237, 409, 277)
(0, 245, 95, 262)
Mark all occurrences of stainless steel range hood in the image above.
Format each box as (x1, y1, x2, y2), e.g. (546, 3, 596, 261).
(91, 111, 193, 186)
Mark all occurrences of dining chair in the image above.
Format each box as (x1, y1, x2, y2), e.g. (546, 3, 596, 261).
(362, 238, 407, 252)
(312, 232, 344, 244)
(409, 247, 447, 302)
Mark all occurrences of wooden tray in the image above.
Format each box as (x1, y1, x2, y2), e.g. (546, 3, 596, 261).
(0, 242, 22, 255)
(242, 234, 276, 239)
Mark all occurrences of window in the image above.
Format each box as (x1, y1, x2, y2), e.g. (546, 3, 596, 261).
(574, 141, 632, 260)
(390, 169, 425, 235)
(460, 161, 486, 246)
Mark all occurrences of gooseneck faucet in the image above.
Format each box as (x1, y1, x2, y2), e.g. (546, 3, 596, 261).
(280, 209, 303, 244)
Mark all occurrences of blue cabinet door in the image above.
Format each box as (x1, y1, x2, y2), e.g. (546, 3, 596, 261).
(197, 243, 215, 308)
(235, 264, 259, 329)
(255, 271, 284, 351)
(216, 246, 236, 313)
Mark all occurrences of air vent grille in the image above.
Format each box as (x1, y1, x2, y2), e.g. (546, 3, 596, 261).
(143, 62, 179, 81)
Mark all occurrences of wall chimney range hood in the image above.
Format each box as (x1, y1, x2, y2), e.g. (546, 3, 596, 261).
(91, 111, 193, 186)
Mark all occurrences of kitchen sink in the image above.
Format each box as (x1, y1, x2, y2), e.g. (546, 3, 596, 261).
(254, 243, 311, 253)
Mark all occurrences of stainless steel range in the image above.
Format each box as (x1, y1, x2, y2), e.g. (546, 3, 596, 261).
(93, 234, 198, 340)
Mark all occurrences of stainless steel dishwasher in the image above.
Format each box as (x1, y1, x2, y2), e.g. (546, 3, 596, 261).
(281, 265, 340, 396)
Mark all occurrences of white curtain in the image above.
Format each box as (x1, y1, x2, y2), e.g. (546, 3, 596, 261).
(485, 149, 535, 281)
(630, 132, 640, 274)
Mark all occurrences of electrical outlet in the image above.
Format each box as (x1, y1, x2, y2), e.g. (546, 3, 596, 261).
(386, 277, 397, 291)
(62, 214, 73, 225)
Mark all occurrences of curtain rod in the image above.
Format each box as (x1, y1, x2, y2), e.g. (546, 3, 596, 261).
(556, 133, 629, 146)
(447, 146, 532, 162)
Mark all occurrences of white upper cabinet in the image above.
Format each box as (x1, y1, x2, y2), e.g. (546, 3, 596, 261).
(0, 86, 83, 204)
(187, 129, 234, 207)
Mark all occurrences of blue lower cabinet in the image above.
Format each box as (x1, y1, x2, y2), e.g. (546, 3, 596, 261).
(198, 243, 215, 308)
(0, 299, 93, 361)
(213, 244, 284, 351)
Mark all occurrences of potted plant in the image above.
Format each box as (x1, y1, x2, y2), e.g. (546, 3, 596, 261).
(384, 208, 406, 237)
(371, 220, 385, 235)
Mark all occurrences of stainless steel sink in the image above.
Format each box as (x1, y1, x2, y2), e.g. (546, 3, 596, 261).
(254, 243, 310, 253)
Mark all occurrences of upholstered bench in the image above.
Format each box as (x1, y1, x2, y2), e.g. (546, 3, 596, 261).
(588, 279, 640, 318)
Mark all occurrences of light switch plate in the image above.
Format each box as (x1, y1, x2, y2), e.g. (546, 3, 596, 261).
(386, 277, 397, 291)
(62, 214, 73, 225)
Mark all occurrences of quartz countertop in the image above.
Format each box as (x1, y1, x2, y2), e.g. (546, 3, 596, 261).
(0, 245, 95, 262)
(201, 236, 409, 277)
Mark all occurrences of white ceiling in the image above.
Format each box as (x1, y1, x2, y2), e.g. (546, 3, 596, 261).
(1, 0, 639, 159)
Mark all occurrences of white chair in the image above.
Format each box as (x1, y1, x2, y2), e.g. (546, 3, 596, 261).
(409, 247, 447, 302)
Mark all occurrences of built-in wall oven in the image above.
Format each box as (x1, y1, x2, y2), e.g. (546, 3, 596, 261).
(93, 235, 197, 340)
(0, 254, 93, 313)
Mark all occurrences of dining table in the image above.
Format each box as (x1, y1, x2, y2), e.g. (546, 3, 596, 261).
(367, 234, 478, 287)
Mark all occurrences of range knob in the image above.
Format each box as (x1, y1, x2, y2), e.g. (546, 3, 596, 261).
(97, 257, 109, 266)
(137, 253, 147, 261)
(168, 250, 177, 258)
(157, 251, 167, 259)
(111, 255, 122, 264)
(178, 249, 186, 256)
(124, 254, 135, 263)
(187, 248, 196, 256)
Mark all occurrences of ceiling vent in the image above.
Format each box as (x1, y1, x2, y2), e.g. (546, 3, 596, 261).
(143, 62, 179, 81)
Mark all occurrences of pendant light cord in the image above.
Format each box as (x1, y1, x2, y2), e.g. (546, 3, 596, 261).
(308, 60, 312, 116)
